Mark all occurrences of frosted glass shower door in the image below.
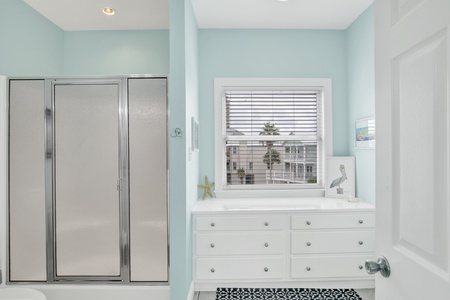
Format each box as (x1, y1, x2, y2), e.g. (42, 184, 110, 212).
(128, 78, 168, 281)
(53, 83, 121, 278)
(9, 80, 47, 281)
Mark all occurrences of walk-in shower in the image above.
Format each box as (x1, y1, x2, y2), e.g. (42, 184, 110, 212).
(7, 76, 168, 284)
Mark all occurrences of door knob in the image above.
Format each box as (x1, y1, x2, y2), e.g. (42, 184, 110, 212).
(365, 256, 391, 278)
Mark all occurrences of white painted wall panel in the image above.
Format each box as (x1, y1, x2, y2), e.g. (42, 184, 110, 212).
(393, 32, 449, 273)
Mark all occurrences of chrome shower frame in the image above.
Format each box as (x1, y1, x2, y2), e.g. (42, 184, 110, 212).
(6, 75, 169, 286)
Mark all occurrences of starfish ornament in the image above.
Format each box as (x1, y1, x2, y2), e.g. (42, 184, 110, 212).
(198, 176, 214, 200)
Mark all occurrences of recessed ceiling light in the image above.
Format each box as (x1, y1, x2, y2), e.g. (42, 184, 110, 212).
(103, 7, 115, 15)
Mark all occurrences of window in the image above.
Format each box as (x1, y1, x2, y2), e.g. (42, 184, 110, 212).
(215, 78, 332, 197)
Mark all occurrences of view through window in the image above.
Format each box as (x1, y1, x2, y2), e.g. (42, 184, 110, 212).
(224, 89, 322, 187)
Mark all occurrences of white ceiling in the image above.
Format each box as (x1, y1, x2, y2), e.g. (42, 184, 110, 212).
(24, 0, 373, 31)
(192, 0, 374, 29)
(24, 0, 169, 31)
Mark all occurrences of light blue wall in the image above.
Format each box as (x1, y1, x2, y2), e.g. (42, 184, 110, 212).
(0, 1, 169, 77)
(168, 0, 187, 297)
(184, 0, 199, 294)
(169, 0, 199, 299)
(198, 29, 349, 182)
(63, 30, 169, 75)
(1, 6, 59, 278)
(1, 2, 374, 300)
(0, 0, 64, 76)
(346, 5, 375, 204)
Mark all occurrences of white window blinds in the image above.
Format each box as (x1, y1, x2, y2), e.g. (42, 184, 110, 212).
(224, 89, 323, 187)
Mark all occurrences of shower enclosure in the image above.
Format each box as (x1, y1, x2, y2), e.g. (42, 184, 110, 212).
(7, 76, 168, 284)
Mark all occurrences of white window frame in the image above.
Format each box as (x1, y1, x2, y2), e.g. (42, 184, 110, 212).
(214, 78, 333, 198)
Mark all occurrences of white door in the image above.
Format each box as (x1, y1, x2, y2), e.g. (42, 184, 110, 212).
(375, 0, 450, 299)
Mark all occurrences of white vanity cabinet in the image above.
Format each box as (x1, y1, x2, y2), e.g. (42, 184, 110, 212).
(194, 215, 286, 281)
(192, 198, 375, 290)
(290, 213, 375, 280)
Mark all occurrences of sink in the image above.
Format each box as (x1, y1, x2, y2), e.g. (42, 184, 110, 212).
(224, 204, 320, 211)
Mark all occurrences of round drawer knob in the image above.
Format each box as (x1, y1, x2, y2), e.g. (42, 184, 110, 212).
(306, 221, 311, 225)
(264, 243, 269, 247)
(210, 243, 215, 248)
(306, 267, 311, 271)
(359, 265, 364, 270)
(306, 242, 311, 246)
(210, 222, 215, 227)
(264, 267, 269, 272)
(264, 222, 269, 227)
(211, 268, 215, 273)
(359, 241, 364, 245)
(359, 220, 364, 224)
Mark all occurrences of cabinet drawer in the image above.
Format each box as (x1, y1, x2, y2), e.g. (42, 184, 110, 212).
(291, 213, 375, 230)
(196, 215, 285, 231)
(196, 257, 284, 280)
(291, 255, 372, 279)
(291, 230, 375, 254)
(196, 232, 285, 255)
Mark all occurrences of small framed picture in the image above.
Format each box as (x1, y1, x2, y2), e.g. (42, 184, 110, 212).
(355, 117, 375, 149)
(325, 157, 355, 198)
(191, 117, 199, 151)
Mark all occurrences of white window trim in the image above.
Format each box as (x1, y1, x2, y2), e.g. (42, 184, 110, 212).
(214, 78, 333, 198)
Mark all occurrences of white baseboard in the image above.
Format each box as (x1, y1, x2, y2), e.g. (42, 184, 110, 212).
(187, 281, 195, 300)
(194, 279, 375, 292)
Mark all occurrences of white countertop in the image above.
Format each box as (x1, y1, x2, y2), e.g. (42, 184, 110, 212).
(192, 197, 375, 214)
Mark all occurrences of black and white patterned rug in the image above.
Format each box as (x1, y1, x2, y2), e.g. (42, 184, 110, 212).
(215, 288, 362, 300)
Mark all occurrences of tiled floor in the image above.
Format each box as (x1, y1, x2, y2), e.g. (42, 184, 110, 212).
(195, 289, 375, 300)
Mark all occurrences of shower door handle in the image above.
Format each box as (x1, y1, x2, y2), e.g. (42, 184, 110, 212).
(117, 179, 122, 191)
